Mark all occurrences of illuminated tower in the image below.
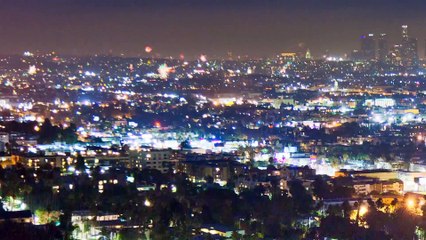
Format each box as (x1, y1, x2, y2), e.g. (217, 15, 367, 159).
(389, 44, 403, 66)
(305, 49, 312, 60)
(402, 25, 409, 39)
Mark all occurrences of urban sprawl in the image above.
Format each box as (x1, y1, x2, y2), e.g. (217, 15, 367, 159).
(2, 26, 426, 239)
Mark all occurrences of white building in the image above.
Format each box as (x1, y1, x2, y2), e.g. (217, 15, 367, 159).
(134, 149, 177, 173)
(0, 133, 9, 152)
(373, 98, 395, 108)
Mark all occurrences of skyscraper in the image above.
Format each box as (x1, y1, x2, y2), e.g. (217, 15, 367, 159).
(377, 33, 388, 63)
(402, 25, 408, 39)
(305, 49, 312, 60)
(360, 34, 375, 61)
(401, 25, 419, 68)
(424, 40, 426, 59)
(389, 44, 403, 66)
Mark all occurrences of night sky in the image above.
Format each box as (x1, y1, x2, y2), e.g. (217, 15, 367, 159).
(1, 0, 426, 59)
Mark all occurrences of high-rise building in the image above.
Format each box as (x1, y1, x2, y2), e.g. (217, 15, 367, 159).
(360, 34, 376, 61)
(377, 33, 388, 62)
(402, 25, 409, 39)
(351, 50, 363, 61)
(424, 40, 426, 59)
(305, 49, 312, 60)
(401, 25, 419, 68)
(389, 44, 403, 66)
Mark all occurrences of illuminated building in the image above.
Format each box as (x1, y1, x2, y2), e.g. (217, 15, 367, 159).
(0, 99, 10, 109)
(360, 34, 375, 61)
(305, 49, 312, 60)
(84, 155, 132, 169)
(335, 169, 398, 180)
(198, 224, 245, 238)
(279, 52, 298, 63)
(389, 44, 403, 66)
(373, 98, 395, 108)
(401, 25, 419, 68)
(0, 132, 9, 152)
(19, 154, 72, 170)
(377, 33, 388, 62)
(133, 149, 177, 173)
(397, 171, 426, 192)
(424, 39, 426, 59)
(0, 210, 33, 224)
(71, 211, 124, 239)
(350, 49, 363, 61)
(347, 178, 403, 195)
(180, 159, 246, 184)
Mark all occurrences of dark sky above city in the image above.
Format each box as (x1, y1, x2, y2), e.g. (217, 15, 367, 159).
(1, 0, 426, 59)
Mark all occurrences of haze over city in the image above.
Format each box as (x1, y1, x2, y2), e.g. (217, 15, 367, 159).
(1, 0, 426, 58)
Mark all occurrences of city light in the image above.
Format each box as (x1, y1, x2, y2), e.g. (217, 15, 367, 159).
(145, 46, 153, 53)
(0, 2, 425, 239)
(144, 199, 152, 207)
(359, 205, 368, 216)
(406, 198, 416, 209)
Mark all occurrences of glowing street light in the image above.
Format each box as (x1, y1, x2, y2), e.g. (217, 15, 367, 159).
(359, 205, 368, 216)
(144, 199, 152, 207)
(406, 198, 416, 209)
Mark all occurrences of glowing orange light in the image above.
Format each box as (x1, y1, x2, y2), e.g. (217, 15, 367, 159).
(154, 121, 161, 128)
(406, 198, 415, 208)
(145, 46, 153, 53)
(359, 205, 368, 216)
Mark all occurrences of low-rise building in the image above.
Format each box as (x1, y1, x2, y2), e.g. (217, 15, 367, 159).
(198, 224, 245, 239)
(335, 169, 398, 180)
(0, 210, 33, 224)
(180, 159, 246, 184)
(334, 176, 403, 195)
(132, 148, 177, 173)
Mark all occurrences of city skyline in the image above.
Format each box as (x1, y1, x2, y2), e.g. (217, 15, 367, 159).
(1, 0, 426, 59)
